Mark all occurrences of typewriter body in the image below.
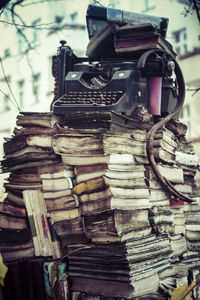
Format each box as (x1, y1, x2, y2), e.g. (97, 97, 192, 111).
(51, 5, 179, 116)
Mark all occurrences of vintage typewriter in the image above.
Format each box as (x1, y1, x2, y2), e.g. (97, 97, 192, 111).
(51, 5, 179, 116)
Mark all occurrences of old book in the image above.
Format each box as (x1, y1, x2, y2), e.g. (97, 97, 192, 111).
(50, 208, 80, 223)
(154, 127, 178, 148)
(23, 190, 41, 256)
(170, 235, 187, 257)
(4, 146, 55, 159)
(86, 23, 115, 59)
(53, 216, 85, 237)
(3, 135, 27, 155)
(45, 195, 78, 212)
(0, 213, 28, 230)
(149, 189, 169, 202)
(84, 209, 150, 242)
(78, 185, 150, 214)
(148, 211, 173, 226)
(115, 33, 176, 58)
(75, 169, 107, 184)
(43, 189, 73, 200)
(5, 190, 25, 207)
(115, 23, 161, 40)
(73, 177, 107, 196)
(153, 147, 175, 163)
(153, 139, 177, 155)
(105, 166, 145, 179)
(61, 155, 109, 166)
(13, 126, 58, 136)
(0, 240, 33, 253)
(103, 134, 146, 156)
(74, 163, 108, 175)
(103, 176, 146, 188)
(16, 111, 63, 128)
(8, 171, 41, 185)
(26, 135, 54, 148)
(81, 197, 151, 215)
(108, 186, 150, 199)
(166, 119, 188, 136)
(53, 133, 104, 156)
(1, 244, 34, 262)
(2, 159, 61, 172)
(0, 200, 26, 218)
(145, 164, 184, 184)
(41, 177, 73, 191)
(37, 162, 67, 175)
(70, 272, 160, 298)
(175, 151, 199, 167)
(108, 153, 135, 165)
(40, 168, 74, 180)
(4, 182, 43, 190)
(0, 228, 31, 244)
(64, 109, 152, 132)
(46, 217, 61, 258)
(25, 190, 54, 256)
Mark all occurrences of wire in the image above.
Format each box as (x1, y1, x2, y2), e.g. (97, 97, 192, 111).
(0, 57, 20, 111)
(0, 19, 56, 29)
(0, 88, 20, 110)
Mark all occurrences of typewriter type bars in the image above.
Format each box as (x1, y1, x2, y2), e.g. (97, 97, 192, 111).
(52, 63, 149, 114)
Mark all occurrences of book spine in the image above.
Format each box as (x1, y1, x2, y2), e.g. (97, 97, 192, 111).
(23, 190, 41, 256)
(115, 35, 157, 48)
(29, 190, 46, 256)
(47, 215, 61, 258)
(37, 190, 54, 257)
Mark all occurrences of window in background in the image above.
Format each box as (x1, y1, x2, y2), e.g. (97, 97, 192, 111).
(3, 48, 11, 59)
(142, 0, 155, 12)
(70, 11, 78, 23)
(0, 76, 11, 112)
(18, 29, 26, 54)
(17, 79, 25, 109)
(172, 28, 188, 56)
(55, 15, 64, 24)
(31, 18, 41, 48)
(3, 94, 10, 111)
(32, 73, 41, 104)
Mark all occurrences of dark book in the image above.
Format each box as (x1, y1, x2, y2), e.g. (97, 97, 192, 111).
(3, 135, 27, 155)
(115, 34, 176, 58)
(32, 260, 47, 300)
(0, 228, 32, 244)
(115, 33, 176, 58)
(115, 23, 160, 39)
(86, 23, 116, 59)
(84, 209, 150, 242)
(16, 111, 63, 128)
(74, 163, 108, 175)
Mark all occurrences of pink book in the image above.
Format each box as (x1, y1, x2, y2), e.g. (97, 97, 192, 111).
(149, 77, 162, 116)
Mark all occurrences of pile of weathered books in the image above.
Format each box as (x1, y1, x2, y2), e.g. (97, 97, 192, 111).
(0, 108, 200, 299)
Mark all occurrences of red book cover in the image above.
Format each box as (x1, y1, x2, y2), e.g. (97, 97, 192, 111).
(115, 35, 161, 48)
(170, 198, 184, 206)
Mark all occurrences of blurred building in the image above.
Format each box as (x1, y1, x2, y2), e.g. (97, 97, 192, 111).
(0, 0, 199, 161)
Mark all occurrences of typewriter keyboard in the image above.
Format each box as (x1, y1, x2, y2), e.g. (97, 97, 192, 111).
(55, 90, 124, 106)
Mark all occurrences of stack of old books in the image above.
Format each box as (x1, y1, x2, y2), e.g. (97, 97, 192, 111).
(1, 109, 200, 299)
(0, 112, 64, 260)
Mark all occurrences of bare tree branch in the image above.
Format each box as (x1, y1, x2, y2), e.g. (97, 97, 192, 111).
(0, 0, 11, 10)
(0, 19, 55, 29)
(0, 57, 20, 110)
(192, 0, 200, 23)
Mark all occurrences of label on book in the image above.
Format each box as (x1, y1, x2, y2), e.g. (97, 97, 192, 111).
(28, 215, 37, 237)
